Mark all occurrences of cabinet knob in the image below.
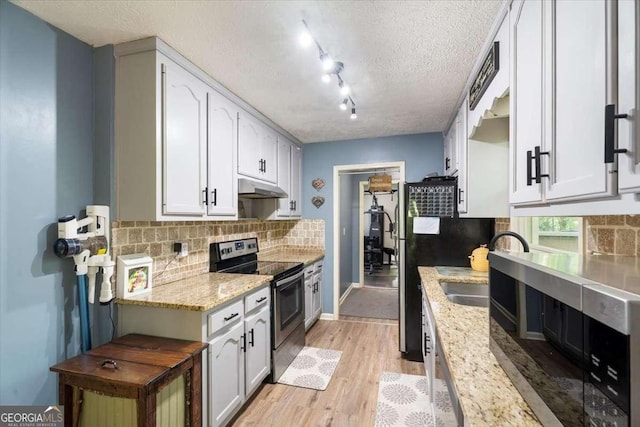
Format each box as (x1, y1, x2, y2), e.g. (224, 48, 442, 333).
(604, 104, 629, 164)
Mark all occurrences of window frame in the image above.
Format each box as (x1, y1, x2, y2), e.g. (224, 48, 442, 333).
(511, 217, 584, 254)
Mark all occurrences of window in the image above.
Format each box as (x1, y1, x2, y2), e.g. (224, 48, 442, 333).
(515, 216, 583, 253)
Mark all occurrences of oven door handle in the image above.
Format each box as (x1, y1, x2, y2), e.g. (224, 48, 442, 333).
(275, 270, 304, 288)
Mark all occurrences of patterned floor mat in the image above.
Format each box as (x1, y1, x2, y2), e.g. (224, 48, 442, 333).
(374, 372, 456, 426)
(277, 346, 342, 391)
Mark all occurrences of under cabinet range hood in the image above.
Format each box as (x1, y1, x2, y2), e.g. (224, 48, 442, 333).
(238, 178, 288, 199)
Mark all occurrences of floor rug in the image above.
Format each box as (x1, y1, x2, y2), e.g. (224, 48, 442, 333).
(277, 346, 342, 391)
(340, 288, 399, 320)
(374, 372, 456, 427)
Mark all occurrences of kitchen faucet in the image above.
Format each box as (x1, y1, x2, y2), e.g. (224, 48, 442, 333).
(488, 231, 530, 252)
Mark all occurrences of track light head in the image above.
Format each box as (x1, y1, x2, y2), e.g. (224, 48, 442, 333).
(340, 98, 348, 111)
(299, 29, 313, 48)
(350, 107, 357, 120)
(339, 82, 350, 96)
(322, 73, 331, 84)
(321, 53, 335, 71)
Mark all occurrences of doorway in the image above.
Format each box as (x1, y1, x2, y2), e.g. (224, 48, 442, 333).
(332, 161, 405, 321)
(358, 180, 399, 288)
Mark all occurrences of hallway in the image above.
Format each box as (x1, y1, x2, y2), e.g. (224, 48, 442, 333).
(231, 320, 422, 426)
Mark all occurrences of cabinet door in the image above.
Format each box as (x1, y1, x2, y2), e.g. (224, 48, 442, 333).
(304, 276, 313, 330)
(510, 0, 545, 205)
(209, 321, 245, 427)
(276, 138, 292, 216)
(290, 144, 302, 217)
(261, 127, 278, 184)
(244, 306, 271, 397)
(542, 295, 562, 345)
(456, 102, 468, 214)
(617, 0, 640, 193)
(545, 0, 615, 201)
(237, 112, 263, 180)
(162, 60, 207, 215)
(207, 91, 238, 216)
(312, 270, 322, 320)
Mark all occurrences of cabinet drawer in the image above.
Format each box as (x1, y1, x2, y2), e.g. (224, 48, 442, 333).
(208, 300, 244, 336)
(244, 286, 270, 314)
(304, 265, 315, 276)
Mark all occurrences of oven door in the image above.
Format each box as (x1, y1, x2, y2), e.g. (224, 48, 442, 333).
(273, 270, 305, 348)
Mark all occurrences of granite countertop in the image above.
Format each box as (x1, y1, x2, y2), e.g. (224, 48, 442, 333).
(258, 247, 325, 266)
(116, 273, 272, 312)
(418, 266, 540, 426)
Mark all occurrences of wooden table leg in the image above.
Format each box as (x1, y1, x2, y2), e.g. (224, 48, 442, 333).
(190, 352, 203, 427)
(138, 387, 156, 427)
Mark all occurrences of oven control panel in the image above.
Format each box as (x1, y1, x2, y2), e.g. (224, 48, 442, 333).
(216, 238, 259, 260)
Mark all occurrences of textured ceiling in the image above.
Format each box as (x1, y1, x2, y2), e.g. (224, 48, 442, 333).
(11, 0, 502, 143)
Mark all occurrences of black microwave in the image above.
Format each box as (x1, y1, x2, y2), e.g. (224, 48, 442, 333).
(488, 252, 640, 426)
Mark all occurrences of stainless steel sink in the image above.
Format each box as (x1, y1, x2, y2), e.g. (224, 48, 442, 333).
(446, 294, 489, 307)
(439, 281, 488, 296)
(439, 281, 489, 307)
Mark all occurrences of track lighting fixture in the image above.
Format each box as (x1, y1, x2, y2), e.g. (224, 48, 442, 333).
(300, 19, 360, 119)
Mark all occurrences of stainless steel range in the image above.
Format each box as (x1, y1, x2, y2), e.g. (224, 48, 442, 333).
(210, 237, 305, 382)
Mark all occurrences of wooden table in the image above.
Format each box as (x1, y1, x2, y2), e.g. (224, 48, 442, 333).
(50, 334, 208, 427)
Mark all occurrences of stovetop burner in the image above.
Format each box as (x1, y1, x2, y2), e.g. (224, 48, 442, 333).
(220, 260, 302, 278)
(209, 237, 303, 281)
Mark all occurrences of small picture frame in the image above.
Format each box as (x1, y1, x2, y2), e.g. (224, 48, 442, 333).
(117, 254, 153, 299)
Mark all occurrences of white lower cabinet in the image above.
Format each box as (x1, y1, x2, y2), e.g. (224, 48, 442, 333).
(244, 305, 270, 397)
(421, 287, 436, 399)
(117, 284, 271, 427)
(210, 291, 271, 427)
(304, 259, 323, 331)
(209, 320, 245, 427)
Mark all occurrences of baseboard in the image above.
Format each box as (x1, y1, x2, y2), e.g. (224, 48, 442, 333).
(320, 313, 336, 321)
(526, 331, 545, 341)
(339, 283, 357, 305)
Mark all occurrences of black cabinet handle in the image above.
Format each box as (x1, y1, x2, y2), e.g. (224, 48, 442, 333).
(211, 188, 217, 206)
(258, 159, 263, 172)
(249, 328, 255, 347)
(445, 157, 450, 170)
(290, 200, 294, 211)
(294, 200, 297, 210)
(534, 146, 549, 184)
(224, 312, 239, 322)
(526, 150, 534, 186)
(424, 333, 431, 354)
(263, 159, 267, 174)
(458, 188, 463, 203)
(241, 333, 246, 352)
(526, 146, 549, 186)
(604, 104, 629, 164)
(203, 187, 209, 205)
(256, 296, 267, 304)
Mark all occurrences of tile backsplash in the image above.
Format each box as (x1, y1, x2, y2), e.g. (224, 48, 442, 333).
(111, 219, 324, 286)
(585, 215, 640, 256)
(495, 215, 640, 256)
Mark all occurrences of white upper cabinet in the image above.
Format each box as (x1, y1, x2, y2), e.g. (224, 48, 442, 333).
(276, 137, 302, 218)
(617, 0, 640, 193)
(455, 104, 468, 214)
(510, 0, 545, 205)
(510, 0, 618, 208)
(545, 0, 614, 202)
(238, 112, 277, 184)
(162, 60, 208, 216)
(207, 91, 238, 217)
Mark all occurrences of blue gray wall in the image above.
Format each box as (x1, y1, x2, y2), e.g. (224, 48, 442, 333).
(339, 174, 354, 297)
(302, 133, 444, 314)
(0, 1, 111, 404)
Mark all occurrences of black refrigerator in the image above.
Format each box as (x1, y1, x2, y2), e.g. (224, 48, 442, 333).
(398, 181, 494, 361)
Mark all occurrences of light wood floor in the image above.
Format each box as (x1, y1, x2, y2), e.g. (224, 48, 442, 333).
(230, 319, 423, 426)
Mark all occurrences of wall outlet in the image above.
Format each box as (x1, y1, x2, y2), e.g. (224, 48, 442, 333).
(173, 241, 188, 258)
